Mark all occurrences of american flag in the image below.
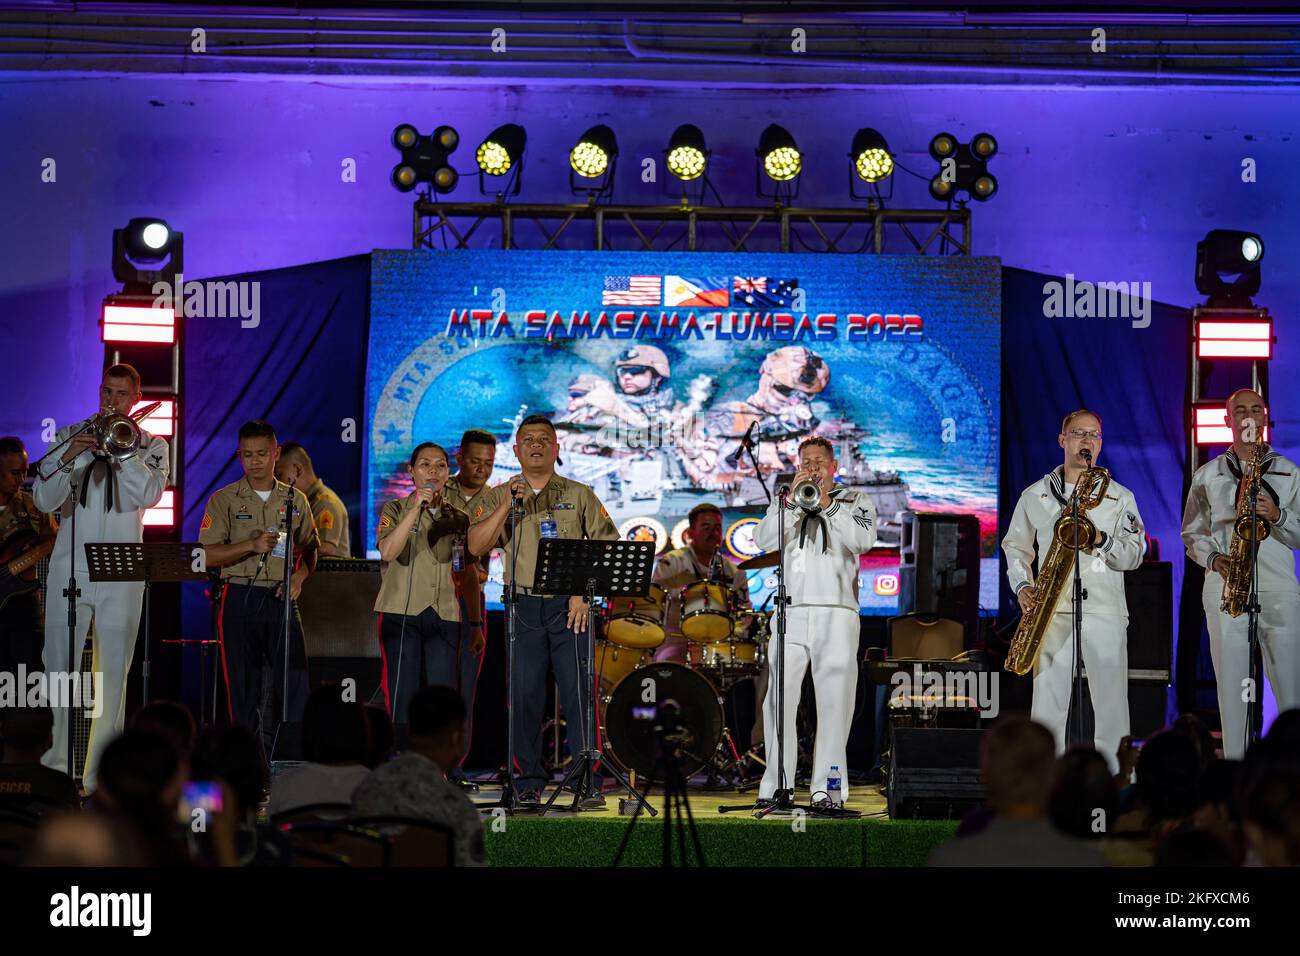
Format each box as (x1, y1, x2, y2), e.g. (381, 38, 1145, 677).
(734, 277, 767, 294)
(603, 275, 661, 306)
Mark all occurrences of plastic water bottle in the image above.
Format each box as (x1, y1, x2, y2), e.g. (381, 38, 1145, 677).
(452, 536, 465, 572)
(827, 765, 843, 806)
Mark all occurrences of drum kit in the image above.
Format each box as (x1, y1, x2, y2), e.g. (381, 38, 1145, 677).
(595, 573, 772, 785)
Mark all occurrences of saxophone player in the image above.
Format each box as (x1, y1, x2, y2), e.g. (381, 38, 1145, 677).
(1181, 389, 1300, 759)
(1002, 410, 1147, 772)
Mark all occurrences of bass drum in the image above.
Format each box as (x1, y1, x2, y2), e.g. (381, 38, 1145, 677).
(603, 663, 723, 779)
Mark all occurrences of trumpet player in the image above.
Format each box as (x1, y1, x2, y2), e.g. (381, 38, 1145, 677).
(755, 437, 877, 807)
(33, 364, 169, 788)
(1181, 389, 1300, 759)
(1002, 410, 1146, 773)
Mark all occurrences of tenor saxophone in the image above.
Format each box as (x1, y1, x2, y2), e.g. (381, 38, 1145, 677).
(1005, 464, 1111, 676)
(1220, 440, 1271, 618)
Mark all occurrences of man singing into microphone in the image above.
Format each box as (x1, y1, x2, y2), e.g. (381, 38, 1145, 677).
(756, 437, 876, 808)
(468, 415, 618, 807)
(34, 364, 168, 788)
(198, 421, 318, 741)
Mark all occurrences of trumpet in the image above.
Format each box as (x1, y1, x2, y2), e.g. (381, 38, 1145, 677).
(790, 475, 824, 510)
(92, 401, 162, 461)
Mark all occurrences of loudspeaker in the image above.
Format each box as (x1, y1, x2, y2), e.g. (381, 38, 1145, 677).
(886, 725, 985, 819)
(298, 558, 382, 659)
(898, 512, 981, 645)
(1124, 561, 1172, 674)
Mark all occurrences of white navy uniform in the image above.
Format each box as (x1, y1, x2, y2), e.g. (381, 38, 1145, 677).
(34, 418, 169, 788)
(755, 487, 876, 802)
(1181, 446, 1300, 759)
(1002, 467, 1146, 773)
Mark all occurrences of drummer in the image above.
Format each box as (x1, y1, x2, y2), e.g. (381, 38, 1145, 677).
(652, 503, 752, 663)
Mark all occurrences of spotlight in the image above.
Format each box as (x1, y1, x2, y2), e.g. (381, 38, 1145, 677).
(1196, 229, 1265, 304)
(927, 132, 998, 204)
(929, 133, 957, 161)
(569, 124, 618, 199)
(758, 124, 801, 182)
(390, 123, 460, 194)
(113, 217, 182, 290)
(570, 124, 618, 178)
(477, 123, 526, 177)
(850, 128, 893, 183)
(666, 124, 709, 181)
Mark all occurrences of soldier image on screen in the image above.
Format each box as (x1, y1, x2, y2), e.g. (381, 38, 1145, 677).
(558, 345, 716, 508)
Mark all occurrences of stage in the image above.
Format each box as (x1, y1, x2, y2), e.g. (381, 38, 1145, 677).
(473, 779, 959, 867)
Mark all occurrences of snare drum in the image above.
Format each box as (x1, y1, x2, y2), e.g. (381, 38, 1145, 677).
(680, 581, 734, 641)
(604, 584, 667, 649)
(687, 639, 762, 670)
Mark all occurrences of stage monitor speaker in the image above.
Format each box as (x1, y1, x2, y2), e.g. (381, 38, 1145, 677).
(1124, 561, 1172, 674)
(886, 725, 985, 820)
(898, 512, 981, 646)
(298, 558, 382, 659)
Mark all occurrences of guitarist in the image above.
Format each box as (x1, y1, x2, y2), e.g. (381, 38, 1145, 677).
(0, 437, 57, 680)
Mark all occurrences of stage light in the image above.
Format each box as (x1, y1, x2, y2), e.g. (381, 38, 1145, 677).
(131, 399, 175, 437)
(929, 133, 957, 161)
(1194, 405, 1269, 446)
(1195, 316, 1273, 359)
(971, 132, 998, 159)
(927, 133, 999, 204)
(143, 489, 175, 527)
(112, 218, 182, 291)
(667, 124, 709, 181)
(570, 124, 618, 178)
(851, 128, 893, 183)
(476, 123, 526, 176)
(102, 300, 176, 344)
(390, 123, 459, 194)
(758, 125, 801, 182)
(1196, 230, 1265, 303)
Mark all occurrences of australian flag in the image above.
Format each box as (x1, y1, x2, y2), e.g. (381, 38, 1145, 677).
(733, 276, 799, 309)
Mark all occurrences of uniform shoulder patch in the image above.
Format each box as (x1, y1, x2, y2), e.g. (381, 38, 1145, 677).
(200, 512, 213, 531)
(379, 513, 393, 530)
(473, 503, 485, 521)
(853, 504, 874, 529)
(319, 510, 335, 530)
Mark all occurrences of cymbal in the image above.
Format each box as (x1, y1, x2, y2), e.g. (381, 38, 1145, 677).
(738, 551, 779, 571)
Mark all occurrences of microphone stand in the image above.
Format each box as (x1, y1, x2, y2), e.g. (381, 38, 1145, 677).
(1243, 468, 1264, 753)
(272, 479, 296, 760)
(1066, 455, 1090, 749)
(33, 437, 92, 785)
(495, 486, 531, 814)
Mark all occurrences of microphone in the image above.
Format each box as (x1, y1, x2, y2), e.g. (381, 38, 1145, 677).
(739, 419, 757, 450)
(253, 526, 279, 578)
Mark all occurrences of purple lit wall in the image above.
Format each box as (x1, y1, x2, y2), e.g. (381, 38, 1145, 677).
(1, 77, 1295, 450)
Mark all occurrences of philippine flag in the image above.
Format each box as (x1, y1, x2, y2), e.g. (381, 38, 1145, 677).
(663, 276, 730, 308)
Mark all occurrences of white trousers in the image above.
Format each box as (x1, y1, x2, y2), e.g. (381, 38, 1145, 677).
(40, 563, 144, 790)
(759, 605, 859, 801)
(1031, 612, 1129, 774)
(1202, 577, 1300, 760)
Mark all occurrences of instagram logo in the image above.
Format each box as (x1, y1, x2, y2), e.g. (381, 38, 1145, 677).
(873, 573, 900, 596)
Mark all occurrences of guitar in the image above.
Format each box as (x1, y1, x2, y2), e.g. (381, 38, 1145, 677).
(0, 528, 56, 611)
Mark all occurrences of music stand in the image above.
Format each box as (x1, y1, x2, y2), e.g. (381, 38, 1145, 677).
(533, 537, 656, 816)
(85, 542, 209, 704)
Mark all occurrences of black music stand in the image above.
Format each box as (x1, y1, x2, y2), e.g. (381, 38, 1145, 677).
(85, 542, 209, 704)
(534, 537, 656, 816)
